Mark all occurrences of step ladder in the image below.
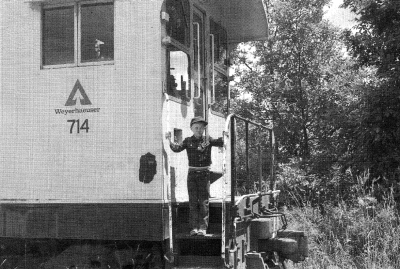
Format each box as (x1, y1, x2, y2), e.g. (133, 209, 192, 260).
(171, 201, 225, 269)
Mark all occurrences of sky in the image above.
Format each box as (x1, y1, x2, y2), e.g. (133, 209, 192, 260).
(323, 0, 357, 29)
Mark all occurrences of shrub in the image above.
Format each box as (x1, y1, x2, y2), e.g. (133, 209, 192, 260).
(276, 158, 357, 208)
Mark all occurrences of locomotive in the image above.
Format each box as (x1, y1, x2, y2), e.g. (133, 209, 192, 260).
(0, 0, 307, 268)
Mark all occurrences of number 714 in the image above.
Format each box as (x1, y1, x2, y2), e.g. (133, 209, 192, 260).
(67, 119, 89, 134)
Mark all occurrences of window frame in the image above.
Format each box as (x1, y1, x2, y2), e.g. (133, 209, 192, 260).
(41, 0, 114, 69)
(41, 3, 77, 68)
(192, 5, 206, 118)
(209, 18, 228, 70)
(78, 0, 115, 66)
(164, 0, 192, 103)
(209, 68, 229, 117)
(166, 44, 191, 102)
(209, 18, 229, 117)
(165, 0, 190, 48)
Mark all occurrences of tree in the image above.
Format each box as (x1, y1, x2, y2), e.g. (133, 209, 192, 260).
(343, 0, 400, 183)
(232, 0, 360, 166)
(229, 0, 374, 201)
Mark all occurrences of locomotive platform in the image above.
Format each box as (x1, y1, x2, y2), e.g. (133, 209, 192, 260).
(175, 233, 222, 239)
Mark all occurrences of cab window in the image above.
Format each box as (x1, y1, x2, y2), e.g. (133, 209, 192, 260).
(210, 19, 227, 68)
(166, 0, 190, 47)
(211, 72, 228, 115)
(210, 19, 228, 115)
(166, 0, 191, 101)
(42, 2, 114, 67)
(42, 6, 75, 66)
(80, 3, 114, 62)
(167, 48, 190, 99)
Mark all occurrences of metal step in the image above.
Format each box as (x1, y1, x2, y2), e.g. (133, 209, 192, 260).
(177, 223, 222, 235)
(173, 255, 224, 269)
(175, 233, 222, 239)
(175, 233, 222, 256)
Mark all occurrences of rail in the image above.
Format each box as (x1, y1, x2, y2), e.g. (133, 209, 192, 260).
(221, 114, 277, 261)
(223, 113, 276, 204)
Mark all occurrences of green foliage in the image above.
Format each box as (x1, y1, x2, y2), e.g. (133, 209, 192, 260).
(228, 1, 400, 266)
(341, 0, 400, 183)
(231, 0, 368, 202)
(232, 0, 362, 165)
(351, 80, 400, 182)
(285, 196, 400, 269)
(230, 0, 400, 266)
(342, 0, 400, 75)
(277, 171, 400, 268)
(231, 0, 400, 196)
(276, 158, 357, 207)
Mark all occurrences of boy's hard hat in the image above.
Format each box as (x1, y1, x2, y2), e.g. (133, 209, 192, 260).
(190, 117, 208, 127)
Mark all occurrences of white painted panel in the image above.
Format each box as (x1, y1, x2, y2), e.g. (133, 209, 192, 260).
(162, 99, 194, 202)
(207, 112, 226, 199)
(0, 0, 165, 202)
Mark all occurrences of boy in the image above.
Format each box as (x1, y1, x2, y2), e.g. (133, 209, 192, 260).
(166, 117, 223, 236)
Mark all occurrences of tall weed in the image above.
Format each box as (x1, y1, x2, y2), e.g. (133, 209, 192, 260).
(283, 192, 400, 269)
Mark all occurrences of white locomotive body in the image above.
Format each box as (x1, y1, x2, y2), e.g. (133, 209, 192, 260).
(0, 2, 309, 269)
(0, 0, 267, 241)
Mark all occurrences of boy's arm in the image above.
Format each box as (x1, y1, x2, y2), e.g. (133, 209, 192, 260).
(209, 136, 224, 147)
(166, 132, 186, 152)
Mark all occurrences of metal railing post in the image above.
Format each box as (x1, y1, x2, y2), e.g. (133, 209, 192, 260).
(269, 129, 276, 194)
(258, 144, 262, 191)
(245, 122, 249, 194)
(258, 143, 263, 209)
(230, 116, 236, 213)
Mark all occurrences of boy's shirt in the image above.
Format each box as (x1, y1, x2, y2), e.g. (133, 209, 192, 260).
(170, 135, 223, 167)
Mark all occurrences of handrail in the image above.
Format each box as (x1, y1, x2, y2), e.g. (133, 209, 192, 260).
(209, 33, 215, 104)
(163, 93, 175, 264)
(223, 114, 274, 199)
(221, 113, 276, 262)
(193, 22, 201, 99)
(224, 113, 272, 133)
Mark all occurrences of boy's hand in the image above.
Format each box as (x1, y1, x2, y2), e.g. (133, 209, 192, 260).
(165, 132, 172, 141)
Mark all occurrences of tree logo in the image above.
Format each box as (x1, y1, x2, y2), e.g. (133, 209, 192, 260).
(65, 80, 92, 106)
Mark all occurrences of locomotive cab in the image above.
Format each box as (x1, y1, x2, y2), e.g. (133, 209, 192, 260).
(0, 0, 307, 268)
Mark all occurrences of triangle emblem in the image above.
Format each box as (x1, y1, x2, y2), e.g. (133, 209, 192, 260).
(65, 80, 92, 106)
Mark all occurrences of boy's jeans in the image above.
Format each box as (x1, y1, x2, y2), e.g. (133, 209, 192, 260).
(187, 170, 210, 231)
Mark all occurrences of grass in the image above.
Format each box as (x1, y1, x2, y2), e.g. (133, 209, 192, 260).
(282, 198, 400, 269)
(272, 160, 400, 268)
